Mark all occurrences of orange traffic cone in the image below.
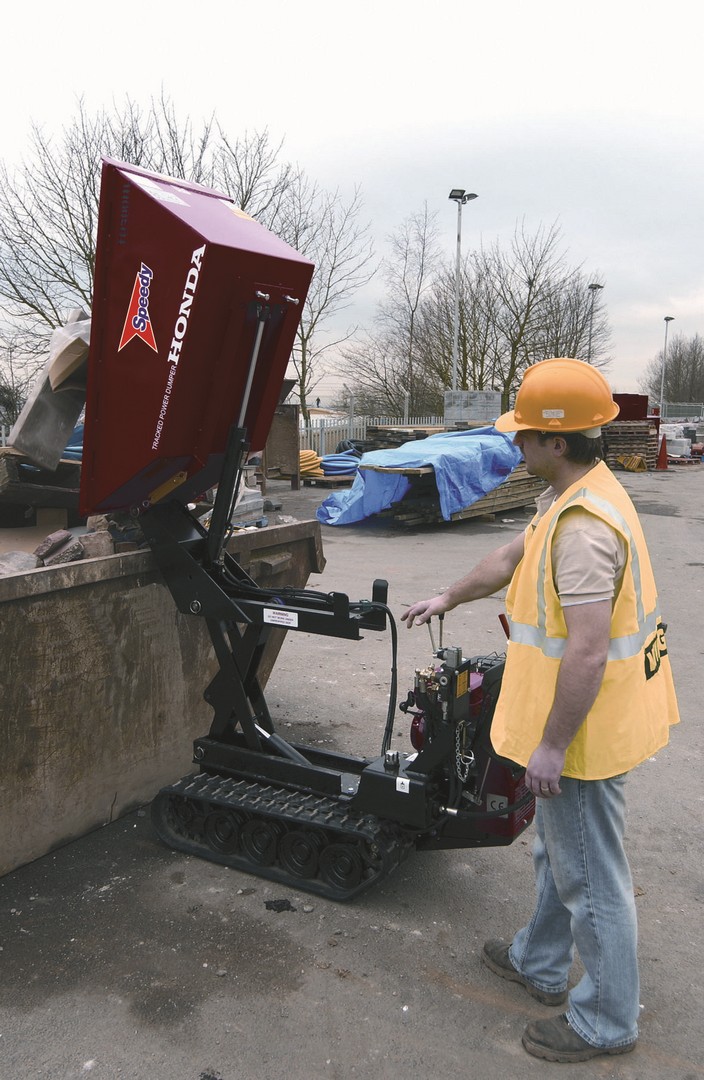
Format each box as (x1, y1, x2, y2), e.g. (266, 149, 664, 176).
(656, 434, 668, 470)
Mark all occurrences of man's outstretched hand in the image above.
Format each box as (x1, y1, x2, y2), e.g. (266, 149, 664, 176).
(400, 595, 449, 628)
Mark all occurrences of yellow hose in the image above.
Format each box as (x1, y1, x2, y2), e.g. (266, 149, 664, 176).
(300, 449, 324, 476)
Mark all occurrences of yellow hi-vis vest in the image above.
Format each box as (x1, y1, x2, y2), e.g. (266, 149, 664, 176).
(491, 460, 680, 779)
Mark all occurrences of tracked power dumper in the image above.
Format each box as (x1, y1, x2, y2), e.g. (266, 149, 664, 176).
(81, 159, 535, 901)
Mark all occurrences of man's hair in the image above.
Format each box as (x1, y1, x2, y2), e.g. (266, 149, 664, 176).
(537, 431, 603, 465)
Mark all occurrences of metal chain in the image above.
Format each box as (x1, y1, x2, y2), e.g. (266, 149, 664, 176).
(455, 723, 474, 782)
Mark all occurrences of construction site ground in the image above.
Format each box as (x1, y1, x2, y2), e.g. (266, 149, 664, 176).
(1, 465, 703, 1080)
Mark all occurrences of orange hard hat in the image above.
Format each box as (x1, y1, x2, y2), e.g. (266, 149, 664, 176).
(494, 358, 620, 434)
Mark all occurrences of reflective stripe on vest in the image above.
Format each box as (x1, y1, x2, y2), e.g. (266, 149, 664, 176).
(508, 486, 655, 661)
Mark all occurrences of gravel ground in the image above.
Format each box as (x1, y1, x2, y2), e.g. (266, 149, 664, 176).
(1, 467, 703, 1080)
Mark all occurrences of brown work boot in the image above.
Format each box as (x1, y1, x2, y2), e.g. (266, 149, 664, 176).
(522, 1014, 637, 1062)
(481, 939, 567, 1006)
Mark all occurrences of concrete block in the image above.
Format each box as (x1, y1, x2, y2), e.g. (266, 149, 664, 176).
(33, 529, 72, 561)
(86, 515, 111, 532)
(42, 537, 85, 566)
(79, 532, 115, 559)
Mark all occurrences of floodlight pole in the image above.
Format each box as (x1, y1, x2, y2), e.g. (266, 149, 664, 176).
(587, 283, 604, 363)
(448, 189, 478, 391)
(659, 316, 675, 417)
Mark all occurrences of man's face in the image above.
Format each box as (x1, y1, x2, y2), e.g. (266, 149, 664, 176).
(512, 429, 556, 480)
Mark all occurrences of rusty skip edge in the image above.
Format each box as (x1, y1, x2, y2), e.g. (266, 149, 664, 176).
(0, 519, 326, 604)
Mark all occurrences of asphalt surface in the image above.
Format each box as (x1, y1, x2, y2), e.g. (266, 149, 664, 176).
(2, 467, 703, 1080)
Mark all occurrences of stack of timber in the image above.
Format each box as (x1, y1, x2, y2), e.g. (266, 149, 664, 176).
(450, 464, 548, 522)
(358, 461, 547, 526)
(602, 421, 659, 471)
(359, 425, 447, 452)
(0, 447, 80, 508)
(359, 422, 492, 453)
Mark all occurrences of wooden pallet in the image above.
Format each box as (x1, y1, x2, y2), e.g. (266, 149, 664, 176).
(302, 474, 356, 488)
(603, 422, 659, 471)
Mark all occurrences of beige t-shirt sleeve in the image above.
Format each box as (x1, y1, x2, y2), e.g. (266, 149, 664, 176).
(551, 506, 628, 606)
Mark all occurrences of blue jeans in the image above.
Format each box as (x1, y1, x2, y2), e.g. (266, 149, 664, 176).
(508, 774, 639, 1049)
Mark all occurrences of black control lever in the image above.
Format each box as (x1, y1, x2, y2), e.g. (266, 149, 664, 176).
(357, 578, 389, 631)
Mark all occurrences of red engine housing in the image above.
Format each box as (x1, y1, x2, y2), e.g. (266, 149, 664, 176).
(407, 653, 535, 850)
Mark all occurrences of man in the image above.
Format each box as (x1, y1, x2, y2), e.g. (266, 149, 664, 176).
(401, 358, 679, 1063)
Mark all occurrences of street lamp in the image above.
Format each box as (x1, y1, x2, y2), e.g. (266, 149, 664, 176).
(587, 283, 604, 363)
(449, 189, 478, 391)
(659, 316, 675, 416)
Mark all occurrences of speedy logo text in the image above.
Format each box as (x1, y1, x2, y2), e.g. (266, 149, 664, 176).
(118, 263, 158, 352)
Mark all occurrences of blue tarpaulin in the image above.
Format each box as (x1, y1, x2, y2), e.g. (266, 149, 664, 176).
(63, 422, 83, 461)
(316, 426, 522, 526)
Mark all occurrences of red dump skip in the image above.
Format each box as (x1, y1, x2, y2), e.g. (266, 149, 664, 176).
(80, 158, 313, 515)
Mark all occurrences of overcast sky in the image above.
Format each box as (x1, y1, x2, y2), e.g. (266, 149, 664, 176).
(3, 0, 701, 398)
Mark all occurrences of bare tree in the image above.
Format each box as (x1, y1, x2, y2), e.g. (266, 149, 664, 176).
(381, 204, 441, 412)
(0, 96, 228, 371)
(471, 222, 611, 398)
(276, 178, 376, 424)
(0, 330, 31, 427)
(216, 127, 295, 225)
(340, 206, 440, 416)
(337, 335, 406, 416)
(527, 271, 610, 373)
(0, 96, 374, 424)
(414, 259, 502, 395)
(639, 333, 704, 406)
(343, 216, 612, 413)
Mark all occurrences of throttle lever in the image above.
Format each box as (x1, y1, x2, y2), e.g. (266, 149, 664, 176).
(427, 612, 445, 655)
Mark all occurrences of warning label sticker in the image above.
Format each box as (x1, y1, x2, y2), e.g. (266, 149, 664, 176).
(264, 609, 299, 628)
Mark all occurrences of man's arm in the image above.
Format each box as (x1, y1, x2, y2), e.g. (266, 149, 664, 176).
(401, 531, 525, 628)
(525, 598, 611, 797)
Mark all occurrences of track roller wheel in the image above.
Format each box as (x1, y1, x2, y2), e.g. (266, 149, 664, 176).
(203, 809, 245, 855)
(240, 817, 283, 866)
(278, 829, 325, 879)
(319, 842, 363, 891)
(170, 797, 204, 833)
(362, 839, 385, 871)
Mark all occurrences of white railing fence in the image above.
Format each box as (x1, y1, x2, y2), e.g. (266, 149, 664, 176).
(660, 403, 704, 421)
(11, 409, 700, 462)
(0, 417, 445, 459)
(299, 416, 444, 458)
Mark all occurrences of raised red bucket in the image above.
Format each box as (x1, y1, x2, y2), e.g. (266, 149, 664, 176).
(81, 158, 313, 515)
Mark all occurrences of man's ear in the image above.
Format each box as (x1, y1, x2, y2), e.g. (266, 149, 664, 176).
(552, 436, 568, 456)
